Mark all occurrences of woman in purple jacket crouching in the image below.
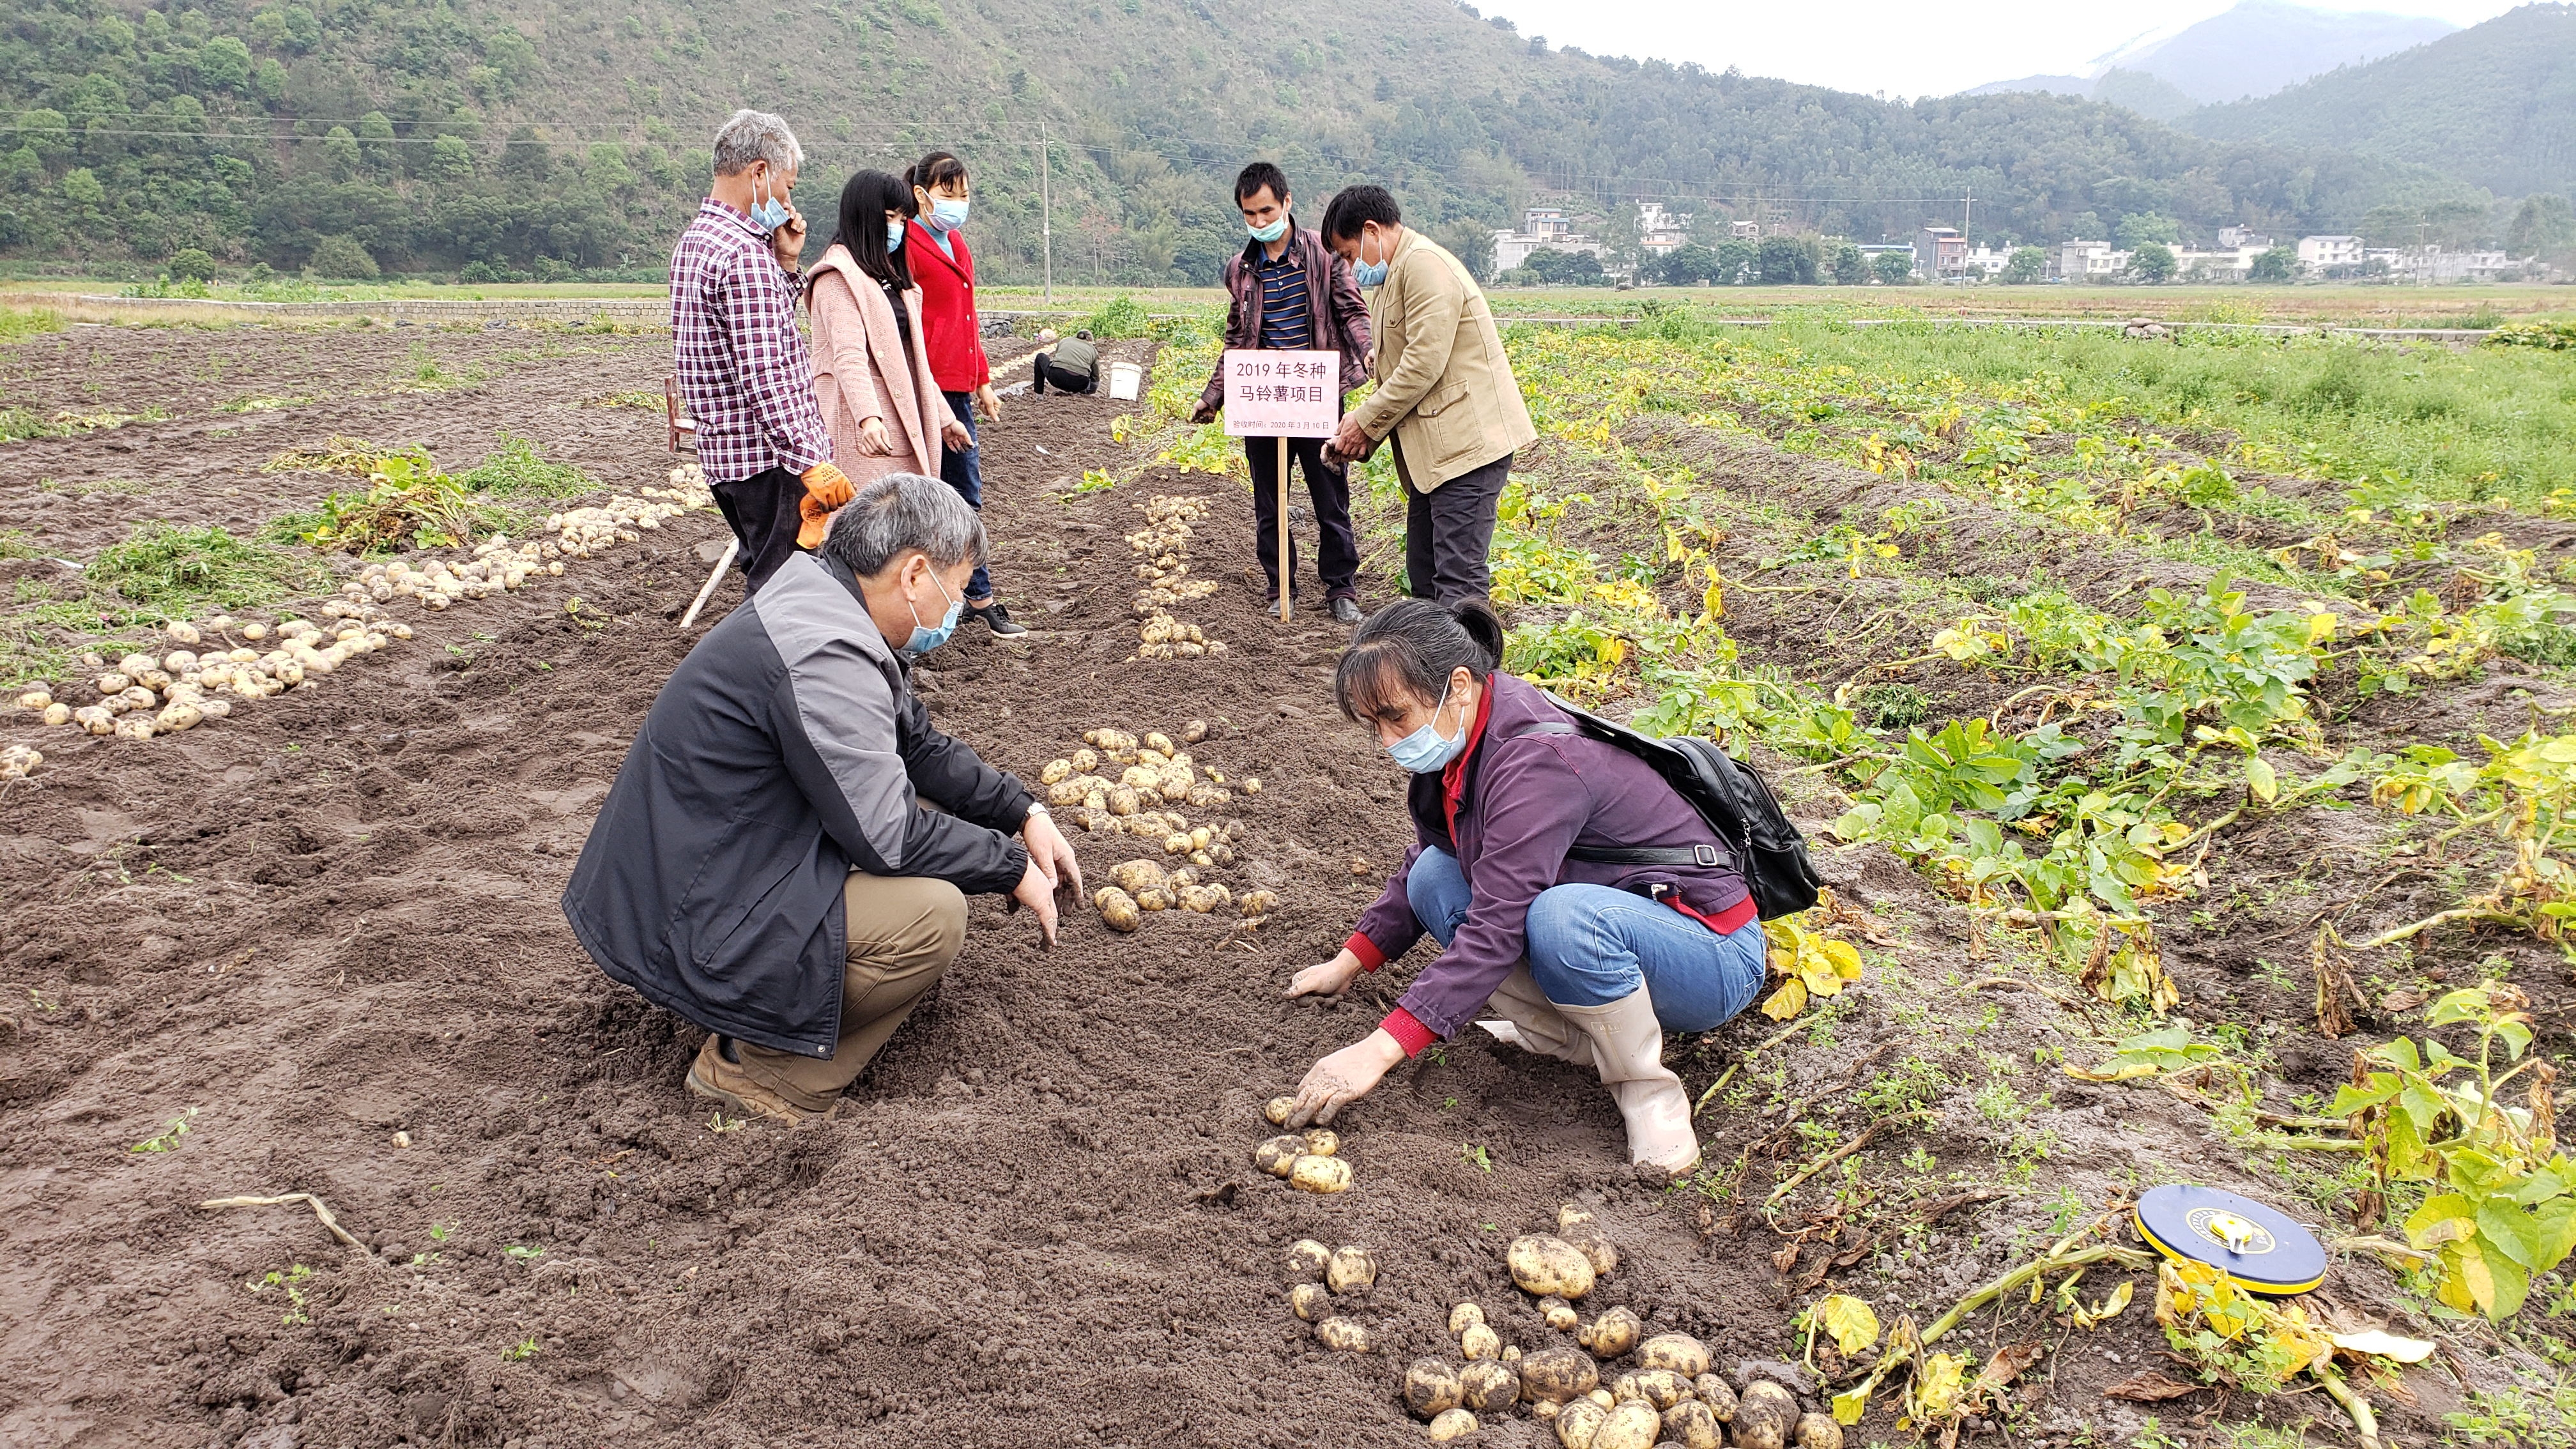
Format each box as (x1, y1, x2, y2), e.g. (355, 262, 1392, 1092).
(1280, 598, 1768, 1173)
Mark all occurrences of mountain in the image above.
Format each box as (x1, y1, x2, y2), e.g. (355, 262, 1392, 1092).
(1965, 2, 2455, 118)
(2185, 4, 2576, 199)
(0, 0, 2490, 283)
(2104, 1, 2456, 105)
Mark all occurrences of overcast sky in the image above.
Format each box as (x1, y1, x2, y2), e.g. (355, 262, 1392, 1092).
(1478, 0, 2524, 98)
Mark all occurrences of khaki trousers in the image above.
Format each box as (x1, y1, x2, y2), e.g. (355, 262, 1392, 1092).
(733, 874, 968, 1114)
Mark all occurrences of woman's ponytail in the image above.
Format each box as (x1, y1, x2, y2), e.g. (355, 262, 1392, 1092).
(1448, 597, 1505, 673)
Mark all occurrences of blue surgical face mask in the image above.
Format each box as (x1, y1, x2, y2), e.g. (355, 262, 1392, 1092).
(886, 218, 907, 250)
(1248, 215, 1289, 244)
(900, 569, 963, 656)
(1386, 678, 1469, 774)
(928, 195, 969, 232)
(1351, 227, 1392, 288)
(748, 171, 790, 232)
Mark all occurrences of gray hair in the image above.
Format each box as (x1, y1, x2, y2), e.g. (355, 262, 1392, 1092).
(711, 109, 802, 177)
(821, 473, 986, 578)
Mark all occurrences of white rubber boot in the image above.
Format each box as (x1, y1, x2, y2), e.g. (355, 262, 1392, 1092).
(1558, 988, 1701, 1174)
(1474, 966, 1593, 1066)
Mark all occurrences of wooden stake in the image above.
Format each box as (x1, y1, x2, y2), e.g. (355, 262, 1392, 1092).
(1276, 434, 1291, 622)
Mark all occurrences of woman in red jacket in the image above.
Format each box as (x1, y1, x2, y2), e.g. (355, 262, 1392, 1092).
(904, 150, 1022, 636)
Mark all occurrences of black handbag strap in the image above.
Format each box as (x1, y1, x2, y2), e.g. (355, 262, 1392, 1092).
(1511, 723, 1731, 868)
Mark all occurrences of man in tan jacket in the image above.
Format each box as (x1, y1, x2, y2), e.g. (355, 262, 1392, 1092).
(1322, 185, 1536, 602)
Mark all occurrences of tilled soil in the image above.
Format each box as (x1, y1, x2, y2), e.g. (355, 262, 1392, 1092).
(0, 323, 2542, 1449)
(0, 331, 1799, 1449)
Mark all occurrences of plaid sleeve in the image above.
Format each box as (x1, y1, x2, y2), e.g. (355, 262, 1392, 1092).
(721, 254, 833, 474)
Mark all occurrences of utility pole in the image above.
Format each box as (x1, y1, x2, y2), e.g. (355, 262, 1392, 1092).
(1039, 123, 1054, 305)
(1961, 185, 1973, 287)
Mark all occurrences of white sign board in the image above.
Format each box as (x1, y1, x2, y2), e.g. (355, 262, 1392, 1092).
(1222, 348, 1340, 437)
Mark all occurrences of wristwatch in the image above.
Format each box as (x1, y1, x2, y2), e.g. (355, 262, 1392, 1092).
(1025, 804, 1051, 824)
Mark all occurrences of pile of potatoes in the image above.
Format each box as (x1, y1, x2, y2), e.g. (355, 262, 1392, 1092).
(1282, 1238, 1380, 1352)
(1040, 722, 1281, 931)
(1400, 1205, 1841, 1448)
(537, 463, 712, 560)
(1252, 1096, 1352, 1193)
(1096, 858, 1275, 928)
(12, 610, 417, 744)
(1125, 495, 1227, 661)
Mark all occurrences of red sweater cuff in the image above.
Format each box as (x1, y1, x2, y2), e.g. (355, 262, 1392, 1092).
(1344, 932, 1386, 971)
(1381, 1007, 1437, 1058)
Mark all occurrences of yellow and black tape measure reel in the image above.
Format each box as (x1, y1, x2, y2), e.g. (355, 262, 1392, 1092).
(2134, 1184, 2327, 1296)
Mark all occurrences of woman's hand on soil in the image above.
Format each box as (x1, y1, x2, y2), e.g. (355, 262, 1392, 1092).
(940, 418, 972, 450)
(1287, 949, 1366, 999)
(1023, 810, 1083, 898)
(1188, 400, 1218, 426)
(1009, 859, 1061, 946)
(857, 416, 893, 455)
(1287, 1029, 1406, 1127)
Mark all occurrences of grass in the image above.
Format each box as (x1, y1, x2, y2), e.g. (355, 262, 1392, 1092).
(0, 305, 65, 342)
(264, 434, 590, 553)
(454, 433, 594, 500)
(85, 523, 323, 622)
(1716, 314, 2576, 510)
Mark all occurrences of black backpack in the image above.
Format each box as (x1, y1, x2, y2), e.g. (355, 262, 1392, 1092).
(1516, 697, 1821, 921)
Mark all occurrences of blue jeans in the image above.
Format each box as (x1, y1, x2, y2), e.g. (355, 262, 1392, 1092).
(1406, 848, 1767, 1032)
(939, 390, 992, 602)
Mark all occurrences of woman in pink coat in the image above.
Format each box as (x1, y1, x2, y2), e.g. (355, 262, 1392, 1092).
(806, 169, 970, 491)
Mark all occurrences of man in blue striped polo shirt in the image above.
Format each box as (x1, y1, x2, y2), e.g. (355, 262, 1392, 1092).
(1193, 162, 1374, 624)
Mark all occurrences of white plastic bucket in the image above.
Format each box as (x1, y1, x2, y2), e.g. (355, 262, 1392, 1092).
(1107, 360, 1142, 400)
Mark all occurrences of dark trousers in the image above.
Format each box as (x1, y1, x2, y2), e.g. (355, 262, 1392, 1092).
(1031, 353, 1095, 394)
(937, 390, 993, 601)
(710, 466, 805, 596)
(1248, 434, 1360, 602)
(1400, 447, 1512, 602)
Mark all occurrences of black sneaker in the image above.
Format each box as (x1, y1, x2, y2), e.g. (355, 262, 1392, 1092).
(970, 601, 1028, 636)
(1330, 596, 1363, 624)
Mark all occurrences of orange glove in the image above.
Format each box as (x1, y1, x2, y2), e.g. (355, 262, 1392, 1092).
(797, 461, 852, 549)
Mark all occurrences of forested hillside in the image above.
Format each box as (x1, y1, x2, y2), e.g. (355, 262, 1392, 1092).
(2185, 3, 2576, 199)
(0, 0, 2490, 283)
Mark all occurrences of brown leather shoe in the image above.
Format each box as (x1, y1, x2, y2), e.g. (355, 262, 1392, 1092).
(684, 1035, 839, 1125)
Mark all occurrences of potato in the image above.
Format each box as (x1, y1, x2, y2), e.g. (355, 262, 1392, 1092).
(1094, 887, 1141, 932)
(1550, 1397, 1606, 1448)
(15, 689, 50, 710)
(199, 698, 231, 720)
(1693, 1374, 1738, 1421)
(1179, 884, 1230, 914)
(1425, 1407, 1476, 1443)
(1162, 832, 1191, 855)
(1558, 1203, 1595, 1234)
(1662, 1398, 1722, 1449)
(165, 620, 200, 645)
(1041, 758, 1074, 785)
(1530, 1400, 1558, 1423)
(1252, 1135, 1306, 1177)
(118, 654, 155, 677)
(1046, 779, 1091, 806)
(1144, 732, 1173, 754)
(113, 716, 155, 740)
(1574, 1236, 1620, 1277)
(1459, 1358, 1519, 1412)
(1591, 1400, 1660, 1449)
(1448, 1302, 1486, 1335)
(240, 622, 267, 641)
(1282, 1239, 1330, 1282)
(1138, 747, 1169, 767)
(1070, 747, 1098, 773)
(163, 652, 197, 672)
(1240, 890, 1280, 918)
(1508, 1236, 1597, 1301)
(1460, 1322, 1501, 1361)
(73, 705, 112, 734)
(1632, 1369, 1690, 1409)
(1578, 1305, 1642, 1359)
(1731, 1384, 1794, 1449)
(42, 702, 70, 726)
(156, 702, 203, 732)
(1107, 785, 1142, 816)
(1287, 1282, 1330, 1322)
(96, 673, 131, 695)
(1404, 1360, 1462, 1419)
(1326, 1245, 1377, 1296)
(1136, 885, 1174, 912)
(1110, 859, 1169, 894)
(1264, 1096, 1297, 1126)
(1588, 1390, 1614, 1409)
(1313, 1317, 1372, 1353)
(1793, 1414, 1842, 1449)
(1243, 777, 1261, 794)
(1289, 1154, 1351, 1193)
(1636, 1334, 1710, 1379)
(1182, 719, 1208, 743)
(1519, 1346, 1599, 1405)
(1539, 1296, 1577, 1331)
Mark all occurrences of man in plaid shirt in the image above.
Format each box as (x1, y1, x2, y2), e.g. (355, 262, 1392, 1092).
(670, 109, 852, 594)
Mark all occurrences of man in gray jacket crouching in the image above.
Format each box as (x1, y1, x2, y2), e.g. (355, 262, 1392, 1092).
(563, 473, 1082, 1123)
